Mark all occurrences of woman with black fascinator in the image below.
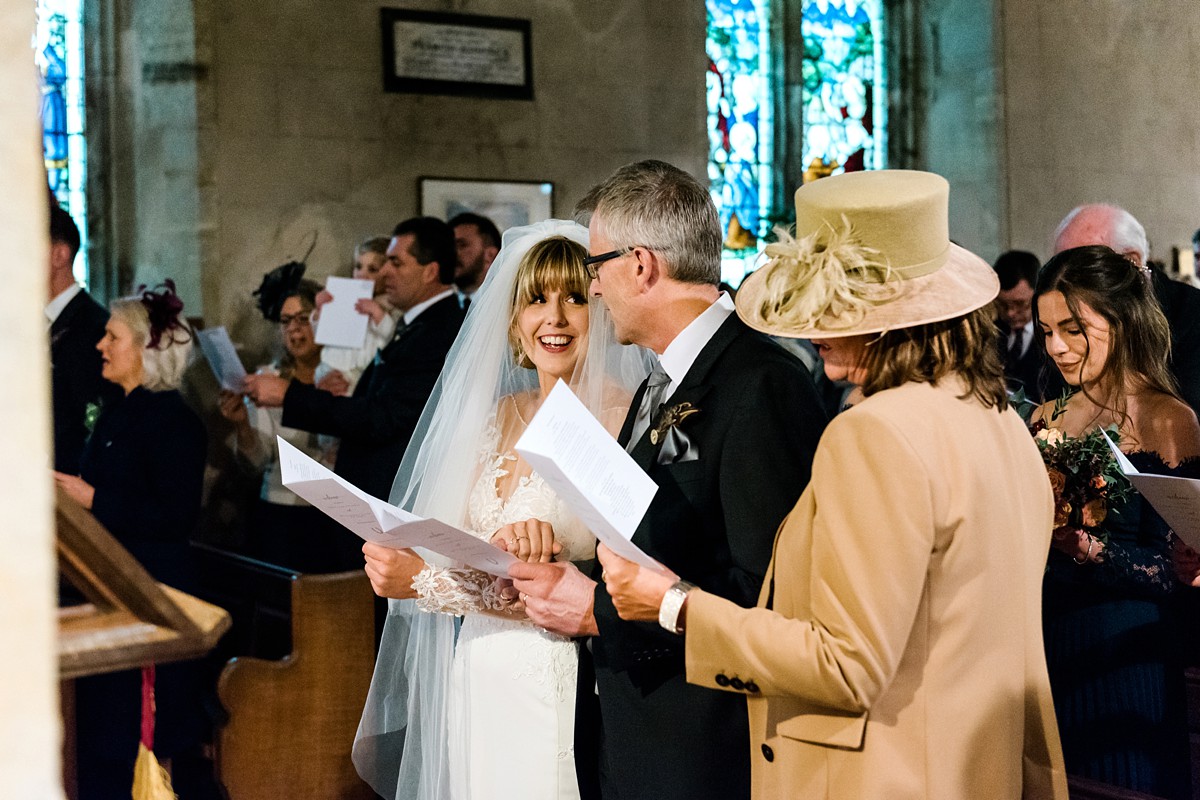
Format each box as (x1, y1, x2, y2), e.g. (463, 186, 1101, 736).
(217, 261, 338, 571)
(51, 281, 212, 799)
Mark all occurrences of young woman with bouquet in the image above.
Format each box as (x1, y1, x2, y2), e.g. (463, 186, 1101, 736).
(1031, 244, 1200, 799)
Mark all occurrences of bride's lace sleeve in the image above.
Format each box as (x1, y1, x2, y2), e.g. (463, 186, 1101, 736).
(411, 565, 517, 616)
(410, 407, 522, 618)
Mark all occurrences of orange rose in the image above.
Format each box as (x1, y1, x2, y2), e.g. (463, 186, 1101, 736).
(1047, 469, 1067, 498)
(1090, 475, 1107, 490)
(1081, 498, 1107, 528)
(1053, 500, 1072, 529)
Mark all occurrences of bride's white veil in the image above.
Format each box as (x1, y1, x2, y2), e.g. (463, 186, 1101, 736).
(351, 219, 651, 799)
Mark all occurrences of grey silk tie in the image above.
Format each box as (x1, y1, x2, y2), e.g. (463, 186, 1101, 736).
(626, 362, 671, 452)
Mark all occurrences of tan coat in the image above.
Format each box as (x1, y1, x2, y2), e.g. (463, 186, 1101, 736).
(685, 379, 1067, 799)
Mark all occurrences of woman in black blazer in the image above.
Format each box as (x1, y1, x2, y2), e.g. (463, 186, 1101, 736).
(53, 281, 208, 799)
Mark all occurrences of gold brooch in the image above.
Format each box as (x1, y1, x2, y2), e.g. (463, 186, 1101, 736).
(650, 402, 701, 445)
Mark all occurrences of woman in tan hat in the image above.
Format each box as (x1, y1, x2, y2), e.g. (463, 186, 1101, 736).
(595, 170, 1067, 799)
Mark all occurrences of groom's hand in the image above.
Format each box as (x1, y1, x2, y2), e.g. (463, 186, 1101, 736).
(510, 561, 599, 637)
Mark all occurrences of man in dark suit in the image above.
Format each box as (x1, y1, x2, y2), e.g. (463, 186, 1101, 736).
(994, 250, 1063, 403)
(47, 204, 119, 473)
(511, 160, 828, 800)
(245, 217, 465, 566)
(1054, 203, 1200, 412)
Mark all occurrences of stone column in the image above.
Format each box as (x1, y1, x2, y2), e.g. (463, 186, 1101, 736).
(0, 3, 62, 798)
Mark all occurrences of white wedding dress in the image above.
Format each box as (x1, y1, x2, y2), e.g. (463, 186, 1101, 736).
(411, 395, 591, 800)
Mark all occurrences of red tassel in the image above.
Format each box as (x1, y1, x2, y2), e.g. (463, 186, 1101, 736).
(140, 664, 156, 750)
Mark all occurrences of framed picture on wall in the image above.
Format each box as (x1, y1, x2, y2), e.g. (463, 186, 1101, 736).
(380, 9, 534, 100)
(419, 178, 554, 232)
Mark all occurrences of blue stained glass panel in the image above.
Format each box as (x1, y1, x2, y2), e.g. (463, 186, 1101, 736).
(706, 0, 773, 285)
(37, 0, 88, 284)
(801, 0, 886, 177)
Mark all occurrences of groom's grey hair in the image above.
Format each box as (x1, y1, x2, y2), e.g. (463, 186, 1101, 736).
(576, 160, 722, 286)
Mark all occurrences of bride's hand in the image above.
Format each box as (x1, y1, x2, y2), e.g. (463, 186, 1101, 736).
(362, 542, 426, 598)
(491, 519, 562, 564)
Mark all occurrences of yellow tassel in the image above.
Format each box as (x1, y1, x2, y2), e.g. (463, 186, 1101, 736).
(132, 742, 177, 800)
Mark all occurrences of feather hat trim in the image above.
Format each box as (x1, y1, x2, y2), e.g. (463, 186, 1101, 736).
(736, 170, 998, 339)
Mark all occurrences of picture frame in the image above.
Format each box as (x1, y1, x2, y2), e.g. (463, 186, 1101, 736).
(419, 177, 554, 232)
(380, 8, 534, 100)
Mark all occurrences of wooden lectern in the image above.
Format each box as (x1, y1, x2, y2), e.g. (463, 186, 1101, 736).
(56, 486, 230, 796)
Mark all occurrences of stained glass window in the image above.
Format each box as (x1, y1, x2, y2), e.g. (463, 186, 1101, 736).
(706, 0, 773, 285)
(36, 0, 88, 284)
(801, 0, 886, 177)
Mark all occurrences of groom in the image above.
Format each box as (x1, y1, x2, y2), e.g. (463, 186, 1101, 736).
(511, 160, 827, 800)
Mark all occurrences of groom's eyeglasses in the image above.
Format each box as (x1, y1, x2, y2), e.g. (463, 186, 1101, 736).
(583, 249, 629, 279)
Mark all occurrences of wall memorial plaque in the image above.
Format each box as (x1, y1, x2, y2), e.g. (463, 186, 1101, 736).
(381, 8, 533, 100)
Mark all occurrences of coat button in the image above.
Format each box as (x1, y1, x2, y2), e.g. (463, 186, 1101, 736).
(715, 673, 730, 687)
(761, 743, 774, 762)
(745, 680, 760, 694)
(730, 677, 745, 690)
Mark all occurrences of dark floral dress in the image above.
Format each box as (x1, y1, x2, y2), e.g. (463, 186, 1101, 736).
(1042, 450, 1196, 800)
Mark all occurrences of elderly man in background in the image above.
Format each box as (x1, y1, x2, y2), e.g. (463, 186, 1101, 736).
(1054, 203, 1200, 412)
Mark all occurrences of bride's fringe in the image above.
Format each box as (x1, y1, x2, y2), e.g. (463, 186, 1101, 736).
(756, 215, 894, 334)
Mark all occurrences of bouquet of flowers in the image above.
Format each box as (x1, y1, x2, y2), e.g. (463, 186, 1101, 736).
(1025, 392, 1132, 543)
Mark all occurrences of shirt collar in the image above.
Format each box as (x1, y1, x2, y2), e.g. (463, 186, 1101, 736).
(403, 288, 455, 325)
(657, 292, 735, 391)
(45, 284, 82, 326)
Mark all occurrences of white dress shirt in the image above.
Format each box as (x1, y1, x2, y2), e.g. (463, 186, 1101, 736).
(45, 284, 82, 328)
(657, 292, 735, 398)
(1008, 320, 1034, 359)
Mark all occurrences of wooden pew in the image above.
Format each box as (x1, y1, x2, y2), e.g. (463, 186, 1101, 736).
(213, 567, 377, 800)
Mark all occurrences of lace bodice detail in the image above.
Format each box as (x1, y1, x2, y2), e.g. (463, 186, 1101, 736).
(413, 400, 594, 617)
(1047, 450, 1200, 598)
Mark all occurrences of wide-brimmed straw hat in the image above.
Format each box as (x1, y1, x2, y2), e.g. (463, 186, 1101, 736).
(735, 170, 998, 339)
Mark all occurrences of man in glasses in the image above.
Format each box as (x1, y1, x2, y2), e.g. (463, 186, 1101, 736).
(511, 160, 828, 800)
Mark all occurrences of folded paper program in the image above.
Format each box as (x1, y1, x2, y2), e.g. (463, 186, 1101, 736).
(276, 436, 518, 576)
(1102, 430, 1200, 551)
(515, 380, 669, 575)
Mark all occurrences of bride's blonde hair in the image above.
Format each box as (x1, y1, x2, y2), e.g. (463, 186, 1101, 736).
(507, 235, 590, 369)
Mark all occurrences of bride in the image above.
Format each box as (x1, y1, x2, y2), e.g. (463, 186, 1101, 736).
(352, 220, 649, 800)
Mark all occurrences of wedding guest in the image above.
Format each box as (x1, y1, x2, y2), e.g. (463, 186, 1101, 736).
(317, 235, 401, 396)
(1054, 204, 1200, 412)
(994, 249, 1063, 403)
(47, 204, 119, 472)
(1032, 244, 1199, 798)
(510, 160, 828, 800)
(597, 170, 1067, 800)
(218, 266, 337, 572)
(449, 212, 501, 303)
(352, 221, 650, 800)
(244, 218, 464, 571)
(52, 282, 209, 799)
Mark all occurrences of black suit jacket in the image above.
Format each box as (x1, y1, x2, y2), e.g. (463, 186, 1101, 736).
(580, 314, 827, 800)
(1152, 270, 1200, 413)
(80, 387, 207, 591)
(50, 289, 119, 473)
(282, 293, 464, 503)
